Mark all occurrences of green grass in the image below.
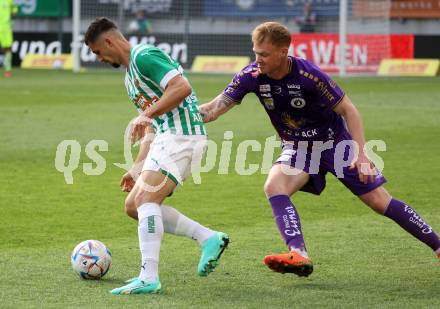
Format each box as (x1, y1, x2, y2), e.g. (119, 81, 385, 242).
(1, 69, 440, 308)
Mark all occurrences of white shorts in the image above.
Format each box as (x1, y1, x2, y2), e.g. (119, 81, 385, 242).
(142, 132, 207, 184)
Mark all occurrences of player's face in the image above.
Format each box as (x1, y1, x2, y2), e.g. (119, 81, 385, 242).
(89, 37, 121, 68)
(253, 40, 288, 75)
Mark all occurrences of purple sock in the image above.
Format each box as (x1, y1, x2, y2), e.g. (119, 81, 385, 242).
(384, 198, 440, 252)
(268, 195, 307, 254)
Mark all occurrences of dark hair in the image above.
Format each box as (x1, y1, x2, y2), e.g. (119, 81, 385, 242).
(84, 17, 118, 45)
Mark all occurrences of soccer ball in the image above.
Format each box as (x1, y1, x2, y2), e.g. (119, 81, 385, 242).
(71, 240, 112, 279)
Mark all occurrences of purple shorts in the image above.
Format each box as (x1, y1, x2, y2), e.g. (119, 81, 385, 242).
(275, 130, 386, 196)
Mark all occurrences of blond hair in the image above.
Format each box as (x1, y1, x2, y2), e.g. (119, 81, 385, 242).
(252, 22, 291, 47)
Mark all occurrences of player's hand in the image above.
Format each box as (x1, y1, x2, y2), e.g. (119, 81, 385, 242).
(350, 152, 377, 184)
(198, 105, 213, 123)
(120, 171, 135, 192)
(130, 114, 151, 144)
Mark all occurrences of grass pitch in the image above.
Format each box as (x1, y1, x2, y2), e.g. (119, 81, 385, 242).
(1, 70, 440, 308)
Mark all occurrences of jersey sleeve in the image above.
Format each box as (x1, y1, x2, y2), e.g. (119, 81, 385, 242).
(134, 49, 181, 90)
(222, 67, 256, 104)
(300, 62, 345, 111)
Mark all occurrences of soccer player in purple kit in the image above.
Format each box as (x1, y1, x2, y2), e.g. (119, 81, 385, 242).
(199, 22, 440, 277)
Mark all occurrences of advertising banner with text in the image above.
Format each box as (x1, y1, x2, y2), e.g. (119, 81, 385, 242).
(16, 0, 70, 17)
(204, 0, 339, 17)
(353, 0, 440, 18)
(9, 32, 414, 74)
(290, 33, 414, 73)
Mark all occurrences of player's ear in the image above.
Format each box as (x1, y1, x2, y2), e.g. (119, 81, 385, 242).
(104, 37, 113, 47)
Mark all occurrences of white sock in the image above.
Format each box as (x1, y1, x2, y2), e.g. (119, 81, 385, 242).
(161, 205, 215, 245)
(137, 203, 163, 282)
(290, 246, 309, 258)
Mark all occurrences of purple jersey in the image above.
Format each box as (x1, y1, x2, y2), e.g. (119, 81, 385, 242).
(223, 57, 346, 141)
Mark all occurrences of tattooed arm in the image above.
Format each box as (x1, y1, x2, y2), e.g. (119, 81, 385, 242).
(199, 94, 237, 123)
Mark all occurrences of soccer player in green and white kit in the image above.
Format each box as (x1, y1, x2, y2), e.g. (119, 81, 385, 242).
(85, 18, 229, 295)
(0, 0, 17, 77)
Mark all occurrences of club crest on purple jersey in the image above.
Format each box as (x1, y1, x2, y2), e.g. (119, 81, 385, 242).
(290, 98, 306, 109)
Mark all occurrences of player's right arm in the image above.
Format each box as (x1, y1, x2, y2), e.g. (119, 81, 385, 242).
(199, 94, 237, 123)
(121, 125, 155, 192)
(199, 65, 256, 123)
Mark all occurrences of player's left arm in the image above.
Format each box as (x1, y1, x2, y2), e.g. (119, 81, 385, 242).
(333, 96, 377, 184)
(122, 125, 155, 192)
(144, 74, 191, 119)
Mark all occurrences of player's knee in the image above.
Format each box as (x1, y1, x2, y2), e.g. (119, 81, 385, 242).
(124, 197, 137, 219)
(263, 180, 274, 196)
(133, 189, 162, 206)
(264, 180, 287, 197)
(125, 205, 138, 220)
(134, 190, 147, 206)
(360, 188, 391, 214)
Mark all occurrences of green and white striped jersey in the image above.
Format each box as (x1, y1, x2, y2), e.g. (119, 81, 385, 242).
(125, 44, 206, 135)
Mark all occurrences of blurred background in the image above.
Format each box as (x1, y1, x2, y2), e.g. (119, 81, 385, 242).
(3, 0, 440, 76)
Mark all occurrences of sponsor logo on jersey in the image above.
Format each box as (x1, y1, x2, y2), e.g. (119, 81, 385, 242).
(316, 81, 335, 102)
(263, 98, 275, 110)
(287, 84, 301, 90)
(259, 84, 271, 92)
(299, 70, 319, 82)
(192, 113, 203, 122)
(293, 129, 318, 138)
(327, 128, 335, 139)
(230, 79, 240, 89)
(290, 98, 306, 109)
(289, 90, 302, 96)
(260, 93, 272, 98)
(130, 79, 159, 110)
(225, 87, 235, 94)
(301, 129, 318, 137)
(135, 94, 159, 111)
(274, 86, 283, 95)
